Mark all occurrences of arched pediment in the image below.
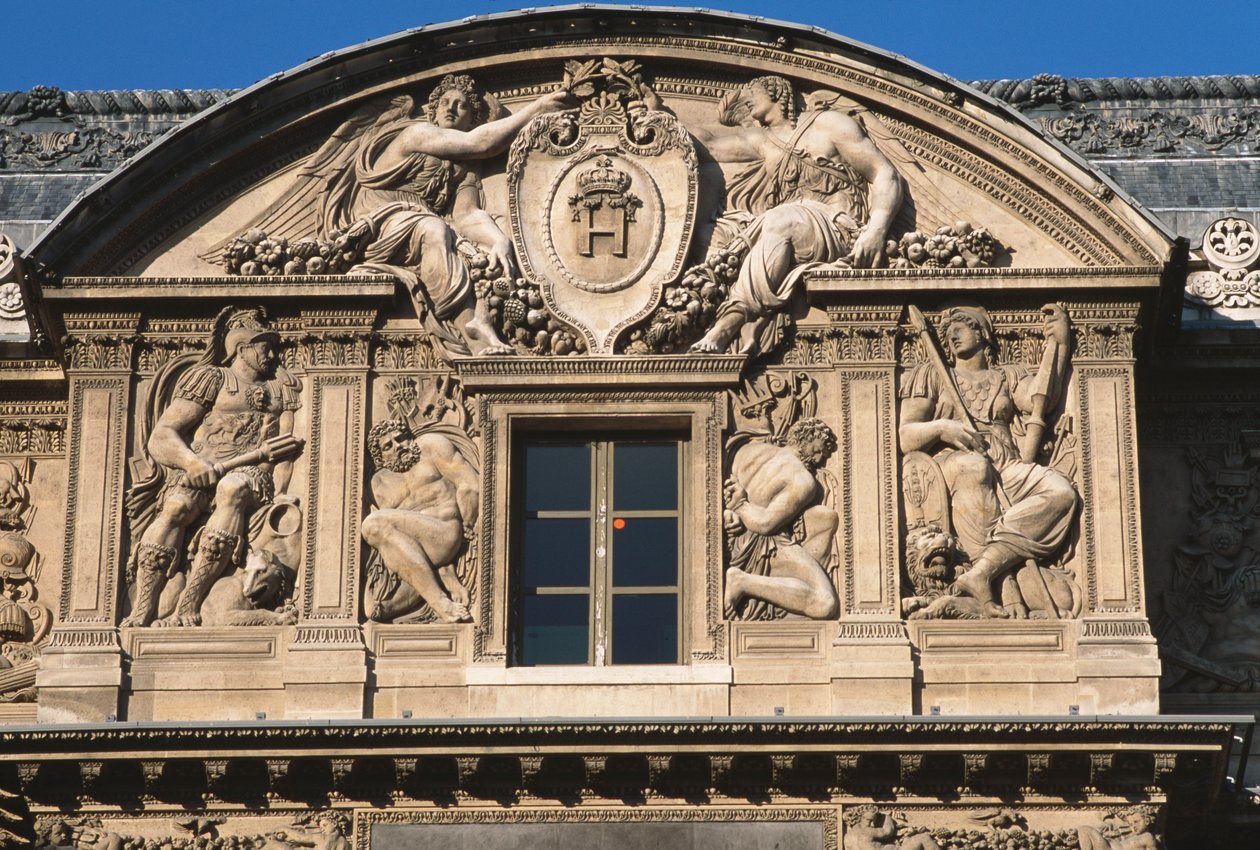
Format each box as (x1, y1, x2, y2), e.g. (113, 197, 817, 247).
(26, 5, 1175, 285)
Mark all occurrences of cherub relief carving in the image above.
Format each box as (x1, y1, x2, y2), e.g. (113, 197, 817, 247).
(688, 75, 905, 355)
(899, 304, 1081, 619)
(843, 807, 942, 850)
(0, 460, 52, 702)
(723, 374, 840, 620)
(218, 75, 572, 356)
(262, 814, 349, 850)
(1076, 806, 1159, 850)
(123, 307, 304, 627)
(1157, 439, 1260, 691)
(363, 377, 480, 624)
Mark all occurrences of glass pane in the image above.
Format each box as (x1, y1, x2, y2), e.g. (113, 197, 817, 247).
(612, 442, 678, 511)
(524, 443, 591, 512)
(611, 517, 677, 587)
(611, 594, 678, 664)
(522, 518, 589, 589)
(521, 594, 589, 665)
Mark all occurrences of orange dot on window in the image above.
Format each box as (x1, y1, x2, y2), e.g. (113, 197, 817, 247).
(613, 518, 627, 530)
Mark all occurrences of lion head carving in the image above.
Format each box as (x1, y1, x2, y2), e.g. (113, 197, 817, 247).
(240, 550, 292, 611)
(904, 524, 964, 601)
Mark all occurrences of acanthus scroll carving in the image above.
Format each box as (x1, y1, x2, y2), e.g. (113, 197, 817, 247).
(899, 304, 1082, 620)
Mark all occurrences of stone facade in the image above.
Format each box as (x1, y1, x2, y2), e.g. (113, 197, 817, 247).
(0, 7, 1255, 850)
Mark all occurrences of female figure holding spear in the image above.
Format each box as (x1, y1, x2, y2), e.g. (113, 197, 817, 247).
(899, 304, 1078, 618)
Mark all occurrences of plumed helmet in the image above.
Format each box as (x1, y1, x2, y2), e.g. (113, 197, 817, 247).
(223, 307, 280, 355)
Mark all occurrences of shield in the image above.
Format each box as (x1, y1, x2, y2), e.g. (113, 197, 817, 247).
(508, 97, 698, 354)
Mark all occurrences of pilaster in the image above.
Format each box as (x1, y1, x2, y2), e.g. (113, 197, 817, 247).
(802, 309, 914, 714)
(37, 312, 138, 722)
(282, 310, 376, 718)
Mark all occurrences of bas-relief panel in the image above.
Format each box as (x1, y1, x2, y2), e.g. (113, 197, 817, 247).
(1140, 409, 1260, 695)
(20, 803, 1169, 850)
(0, 39, 1166, 723)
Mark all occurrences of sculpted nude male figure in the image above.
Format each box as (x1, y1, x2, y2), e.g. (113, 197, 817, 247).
(723, 417, 840, 620)
(362, 420, 479, 623)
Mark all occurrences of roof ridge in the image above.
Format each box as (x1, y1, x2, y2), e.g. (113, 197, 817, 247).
(0, 86, 233, 119)
(1, 73, 1258, 120)
(969, 74, 1260, 108)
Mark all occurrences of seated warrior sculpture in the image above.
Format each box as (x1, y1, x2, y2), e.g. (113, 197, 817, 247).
(899, 304, 1079, 618)
(723, 417, 840, 620)
(362, 419, 479, 623)
(124, 307, 303, 627)
(690, 75, 904, 355)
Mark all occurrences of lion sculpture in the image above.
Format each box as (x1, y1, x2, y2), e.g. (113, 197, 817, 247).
(155, 550, 297, 627)
(902, 523, 1082, 620)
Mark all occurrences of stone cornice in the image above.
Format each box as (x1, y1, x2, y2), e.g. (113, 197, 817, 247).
(0, 717, 1242, 757)
(0, 718, 1240, 812)
(806, 266, 1165, 293)
(44, 276, 396, 301)
(454, 354, 747, 390)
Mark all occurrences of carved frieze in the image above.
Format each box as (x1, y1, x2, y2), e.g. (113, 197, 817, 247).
(61, 313, 140, 371)
(0, 402, 66, 456)
(1043, 108, 1260, 157)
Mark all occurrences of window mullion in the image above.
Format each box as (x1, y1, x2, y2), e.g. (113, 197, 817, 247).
(592, 441, 609, 667)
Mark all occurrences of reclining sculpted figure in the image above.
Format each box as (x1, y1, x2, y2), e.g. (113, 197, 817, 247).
(690, 75, 904, 355)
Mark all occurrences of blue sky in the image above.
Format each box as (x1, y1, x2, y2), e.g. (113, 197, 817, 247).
(5, 0, 1257, 90)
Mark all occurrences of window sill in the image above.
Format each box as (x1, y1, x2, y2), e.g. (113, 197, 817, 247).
(467, 665, 733, 686)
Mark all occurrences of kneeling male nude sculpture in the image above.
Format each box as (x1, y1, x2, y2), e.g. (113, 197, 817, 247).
(723, 417, 840, 620)
(363, 419, 479, 623)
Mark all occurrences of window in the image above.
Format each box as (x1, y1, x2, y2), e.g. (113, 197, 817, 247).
(512, 437, 683, 666)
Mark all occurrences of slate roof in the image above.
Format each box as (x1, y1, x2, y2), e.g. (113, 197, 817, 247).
(1, 75, 1257, 248)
